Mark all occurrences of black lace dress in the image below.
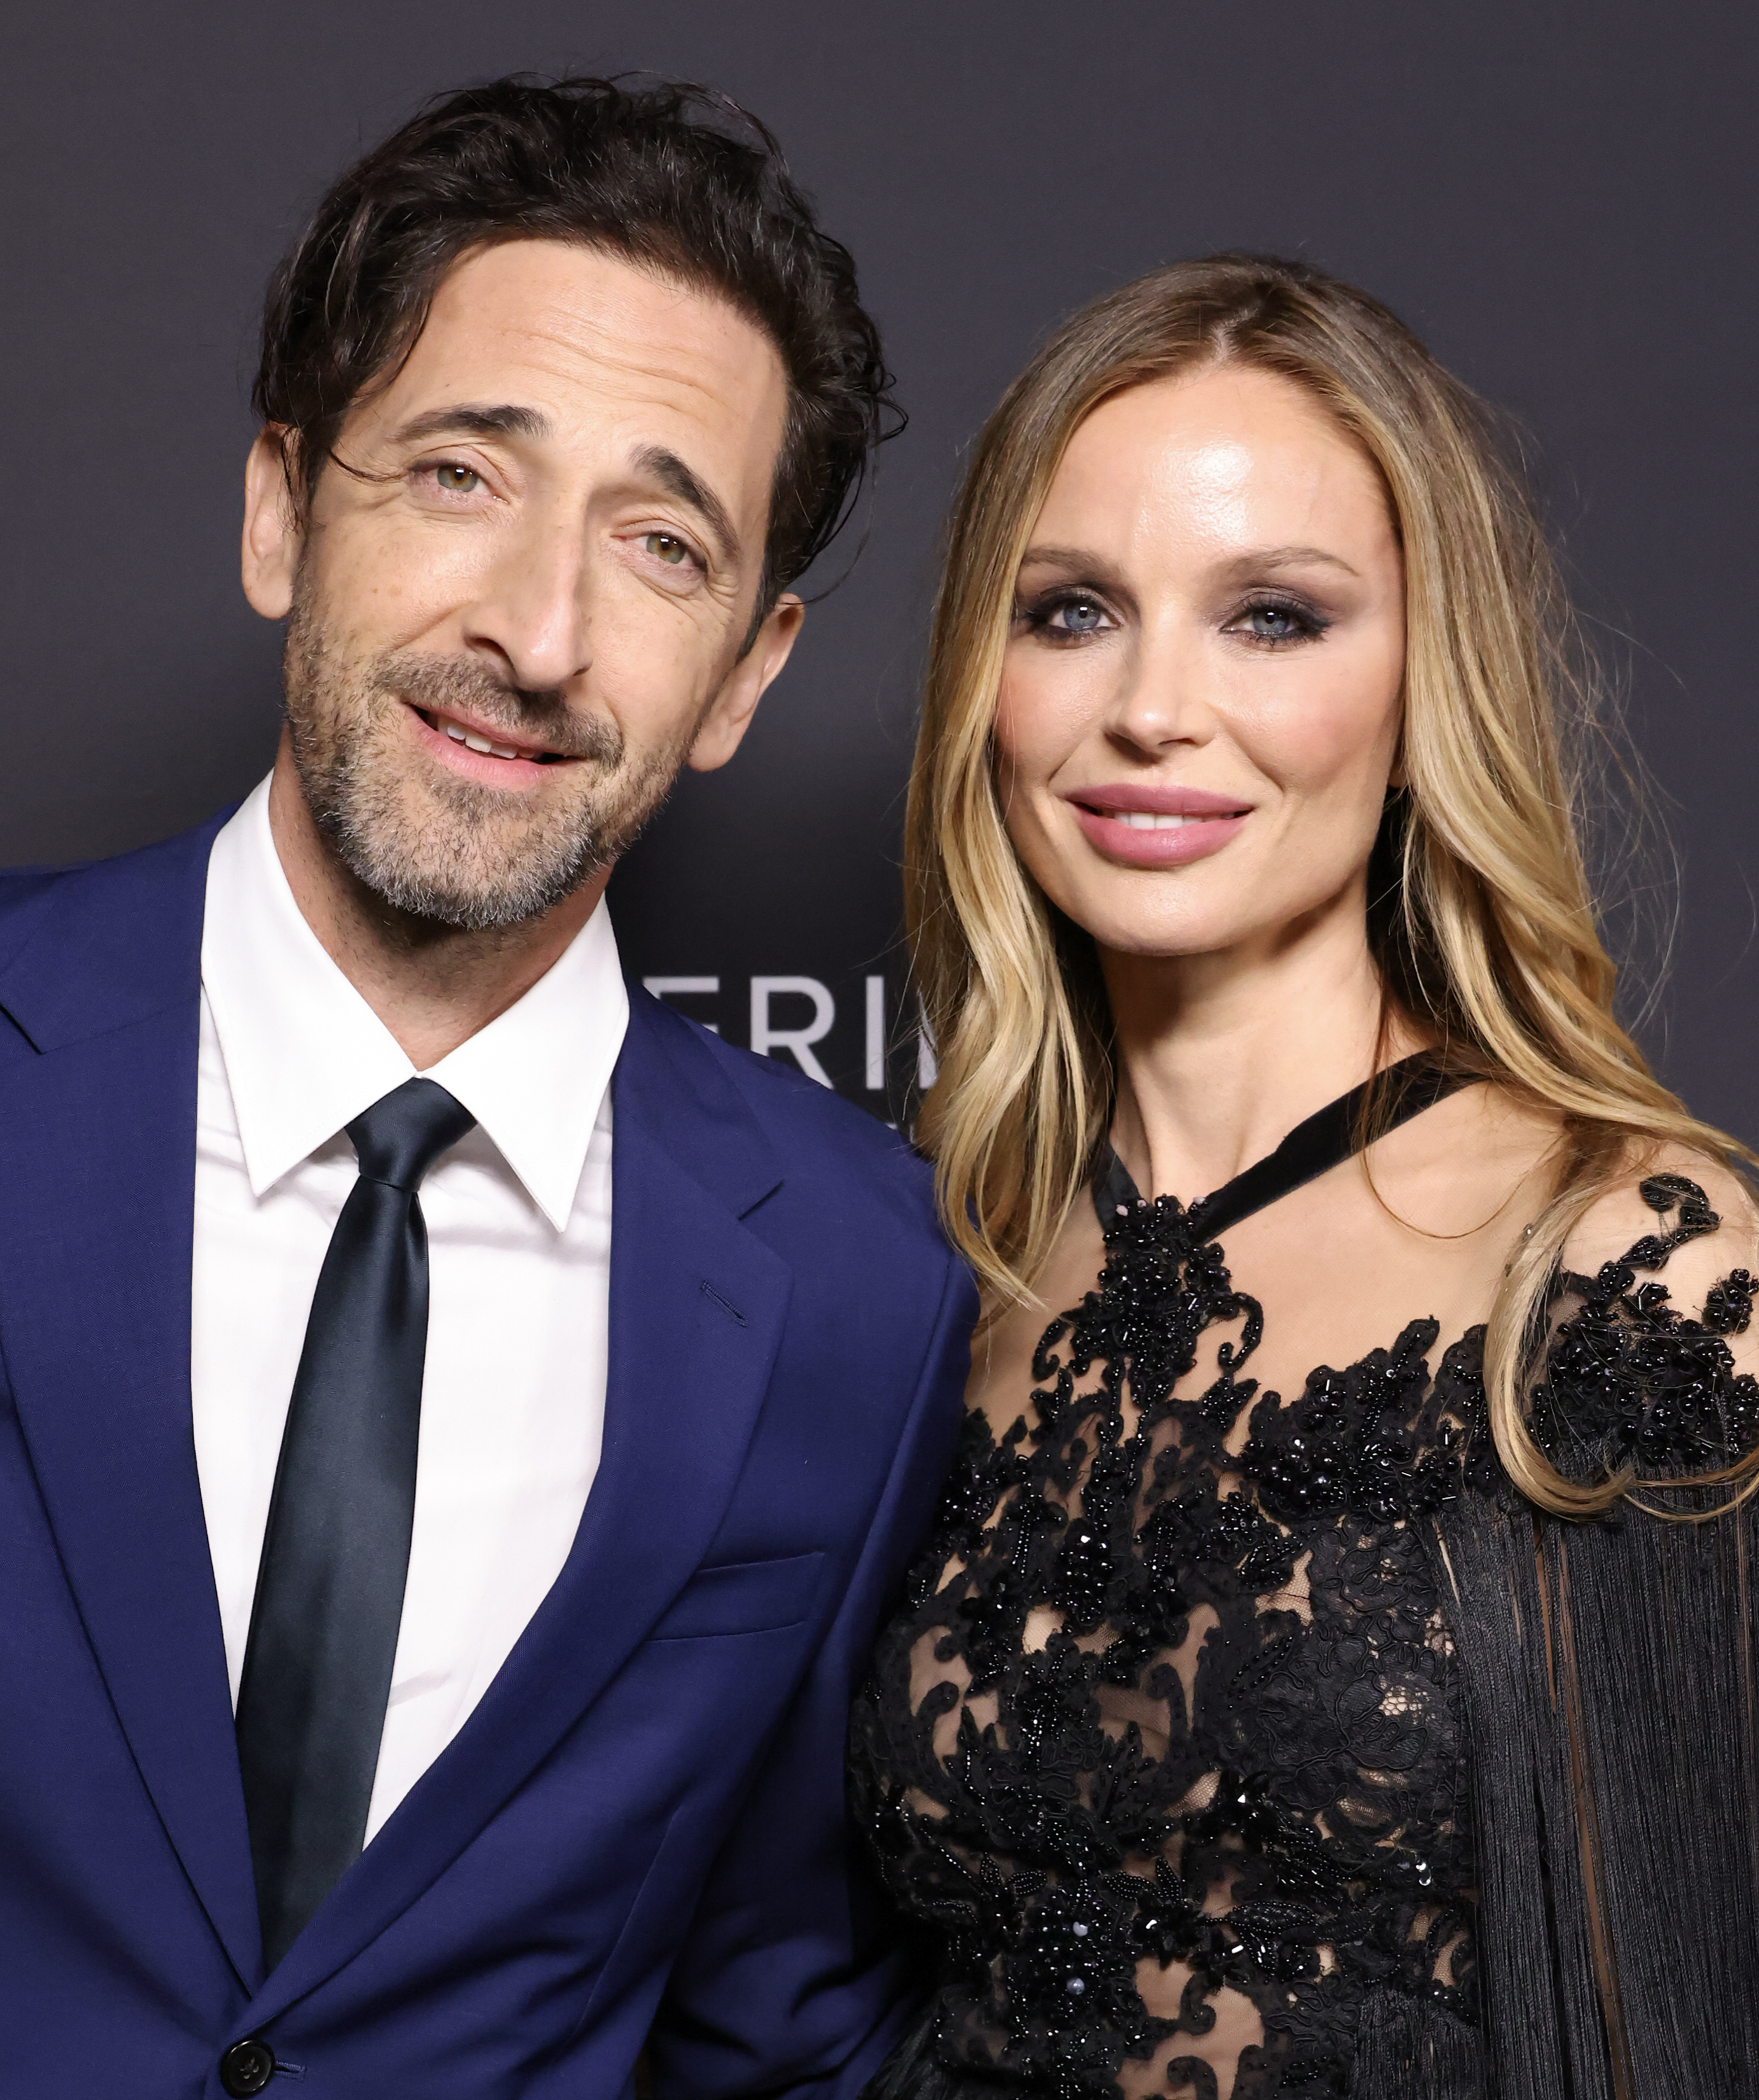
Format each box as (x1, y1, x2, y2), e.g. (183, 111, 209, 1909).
(850, 1070, 1759, 2100)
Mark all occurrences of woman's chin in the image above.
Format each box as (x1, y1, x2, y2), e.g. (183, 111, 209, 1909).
(1039, 874, 1259, 962)
(1074, 916, 1240, 963)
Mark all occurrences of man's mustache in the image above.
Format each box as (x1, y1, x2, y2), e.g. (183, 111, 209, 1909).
(370, 652, 624, 766)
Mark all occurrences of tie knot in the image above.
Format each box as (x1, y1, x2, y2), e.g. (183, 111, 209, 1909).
(346, 1079, 477, 1191)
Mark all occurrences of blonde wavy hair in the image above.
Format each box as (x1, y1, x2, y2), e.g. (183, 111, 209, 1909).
(906, 253, 1753, 1520)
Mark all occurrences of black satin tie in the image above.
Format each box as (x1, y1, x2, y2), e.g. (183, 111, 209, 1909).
(235, 1077, 476, 1970)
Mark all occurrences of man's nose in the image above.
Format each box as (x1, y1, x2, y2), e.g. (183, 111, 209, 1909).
(460, 504, 593, 694)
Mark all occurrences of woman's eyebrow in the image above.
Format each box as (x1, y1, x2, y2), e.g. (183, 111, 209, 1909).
(1217, 543, 1361, 579)
(1020, 542, 1362, 582)
(1018, 542, 1108, 572)
(1016, 544, 1133, 592)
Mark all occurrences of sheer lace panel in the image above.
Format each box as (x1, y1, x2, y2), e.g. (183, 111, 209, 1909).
(852, 1099, 1759, 2100)
(1536, 1170, 1759, 1488)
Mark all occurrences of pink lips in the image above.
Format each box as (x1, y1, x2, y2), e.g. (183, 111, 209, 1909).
(405, 702, 566, 788)
(1063, 782, 1253, 868)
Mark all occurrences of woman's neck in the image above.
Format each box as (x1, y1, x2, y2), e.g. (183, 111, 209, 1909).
(1104, 889, 1417, 1204)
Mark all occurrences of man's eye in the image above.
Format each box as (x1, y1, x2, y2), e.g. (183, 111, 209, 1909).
(433, 463, 481, 493)
(645, 531, 693, 566)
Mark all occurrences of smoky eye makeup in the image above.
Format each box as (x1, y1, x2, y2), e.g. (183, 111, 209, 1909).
(1221, 590, 1333, 646)
(1012, 583, 1121, 642)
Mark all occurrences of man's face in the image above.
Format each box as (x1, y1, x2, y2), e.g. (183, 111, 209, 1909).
(241, 239, 798, 930)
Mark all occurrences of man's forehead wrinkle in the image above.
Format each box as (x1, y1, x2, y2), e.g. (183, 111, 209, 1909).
(419, 237, 785, 405)
(489, 321, 778, 439)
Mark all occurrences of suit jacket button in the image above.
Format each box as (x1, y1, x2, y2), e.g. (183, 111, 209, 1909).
(219, 2038, 276, 2095)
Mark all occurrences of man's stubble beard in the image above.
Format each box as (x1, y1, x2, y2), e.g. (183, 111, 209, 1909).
(281, 579, 694, 935)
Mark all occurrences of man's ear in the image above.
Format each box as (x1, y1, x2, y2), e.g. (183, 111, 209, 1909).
(241, 428, 304, 620)
(687, 594, 806, 774)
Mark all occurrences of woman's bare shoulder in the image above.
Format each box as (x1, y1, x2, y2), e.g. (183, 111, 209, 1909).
(1364, 1077, 1566, 1240)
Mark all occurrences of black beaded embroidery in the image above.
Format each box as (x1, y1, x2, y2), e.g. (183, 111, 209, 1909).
(850, 1175, 1759, 2100)
(1532, 1172, 1759, 1483)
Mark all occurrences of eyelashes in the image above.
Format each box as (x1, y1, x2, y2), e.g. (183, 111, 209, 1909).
(1014, 589, 1113, 641)
(1013, 585, 1333, 648)
(1225, 594, 1332, 646)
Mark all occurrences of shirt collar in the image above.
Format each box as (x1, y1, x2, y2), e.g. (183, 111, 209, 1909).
(201, 776, 628, 1231)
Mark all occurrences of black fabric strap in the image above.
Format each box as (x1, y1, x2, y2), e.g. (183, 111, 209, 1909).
(1094, 1054, 1478, 1239)
(235, 1076, 476, 1971)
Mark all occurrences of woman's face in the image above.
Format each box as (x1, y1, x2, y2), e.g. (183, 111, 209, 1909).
(993, 363, 1407, 964)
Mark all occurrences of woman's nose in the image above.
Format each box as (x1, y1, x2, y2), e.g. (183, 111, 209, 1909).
(1105, 624, 1215, 753)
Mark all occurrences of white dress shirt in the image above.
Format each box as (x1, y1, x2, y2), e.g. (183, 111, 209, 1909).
(192, 776, 627, 1841)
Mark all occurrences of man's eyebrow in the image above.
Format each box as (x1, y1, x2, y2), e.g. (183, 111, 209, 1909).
(390, 403, 553, 446)
(631, 443, 740, 563)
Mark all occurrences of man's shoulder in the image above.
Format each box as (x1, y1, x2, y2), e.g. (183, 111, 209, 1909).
(625, 992, 976, 1425)
(0, 862, 65, 928)
(0, 817, 224, 923)
(625, 983, 944, 1246)
(0, 816, 224, 1048)
(0, 847, 100, 930)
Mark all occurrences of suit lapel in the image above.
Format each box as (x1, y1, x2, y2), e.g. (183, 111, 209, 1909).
(0, 820, 261, 1985)
(251, 994, 792, 2016)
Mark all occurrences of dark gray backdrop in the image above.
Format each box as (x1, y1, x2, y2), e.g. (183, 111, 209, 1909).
(6, 2, 1755, 1130)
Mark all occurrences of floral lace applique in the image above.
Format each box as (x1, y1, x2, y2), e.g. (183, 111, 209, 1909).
(852, 1175, 1759, 2100)
(1532, 1172, 1759, 1481)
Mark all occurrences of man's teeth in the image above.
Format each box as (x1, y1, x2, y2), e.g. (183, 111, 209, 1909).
(440, 719, 526, 762)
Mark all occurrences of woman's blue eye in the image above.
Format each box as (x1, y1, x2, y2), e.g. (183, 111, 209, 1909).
(1238, 601, 1315, 643)
(1052, 596, 1107, 634)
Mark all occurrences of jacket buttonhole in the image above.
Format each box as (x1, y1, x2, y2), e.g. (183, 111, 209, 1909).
(700, 1279, 748, 1327)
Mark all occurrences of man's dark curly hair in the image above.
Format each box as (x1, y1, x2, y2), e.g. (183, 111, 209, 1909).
(253, 75, 898, 624)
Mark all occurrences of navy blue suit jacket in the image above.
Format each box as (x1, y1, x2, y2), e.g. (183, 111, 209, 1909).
(0, 816, 974, 2097)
